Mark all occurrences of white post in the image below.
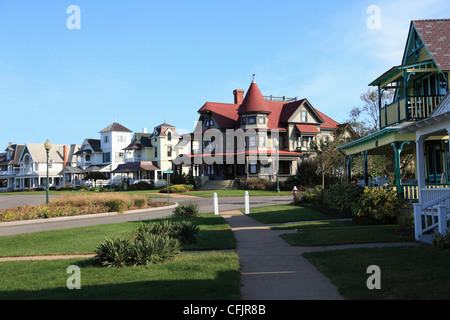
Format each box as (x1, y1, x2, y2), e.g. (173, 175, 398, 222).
(416, 136, 425, 202)
(438, 205, 447, 235)
(213, 192, 219, 215)
(244, 191, 250, 215)
(413, 203, 422, 241)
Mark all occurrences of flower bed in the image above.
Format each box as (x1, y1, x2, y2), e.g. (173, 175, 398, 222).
(0, 193, 168, 222)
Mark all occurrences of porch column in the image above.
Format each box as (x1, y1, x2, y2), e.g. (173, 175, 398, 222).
(416, 135, 426, 202)
(392, 141, 410, 195)
(362, 151, 369, 187)
(346, 155, 352, 183)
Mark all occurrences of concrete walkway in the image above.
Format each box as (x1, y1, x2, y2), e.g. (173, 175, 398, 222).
(220, 210, 344, 300)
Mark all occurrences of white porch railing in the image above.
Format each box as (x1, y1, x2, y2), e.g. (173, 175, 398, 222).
(413, 189, 450, 241)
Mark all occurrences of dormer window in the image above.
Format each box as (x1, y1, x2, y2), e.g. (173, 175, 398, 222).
(301, 111, 307, 122)
(167, 131, 172, 142)
(258, 116, 265, 124)
(248, 117, 256, 124)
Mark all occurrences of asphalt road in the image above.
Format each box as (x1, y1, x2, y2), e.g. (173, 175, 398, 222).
(0, 195, 292, 236)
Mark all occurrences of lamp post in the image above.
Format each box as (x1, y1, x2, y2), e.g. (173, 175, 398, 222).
(44, 139, 52, 205)
(274, 138, 280, 193)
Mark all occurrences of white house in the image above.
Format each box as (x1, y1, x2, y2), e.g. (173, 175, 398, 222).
(399, 92, 450, 243)
(14, 143, 81, 190)
(74, 121, 133, 186)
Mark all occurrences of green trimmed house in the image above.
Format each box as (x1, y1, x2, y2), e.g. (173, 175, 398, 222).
(337, 19, 450, 242)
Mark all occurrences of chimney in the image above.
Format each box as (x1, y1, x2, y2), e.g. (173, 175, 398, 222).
(8, 142, 12, 148)
(233, 89, 244, 105)
(63, 145, 67, 167)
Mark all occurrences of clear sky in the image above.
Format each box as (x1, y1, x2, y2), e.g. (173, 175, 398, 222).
(1, 0, 450, 146)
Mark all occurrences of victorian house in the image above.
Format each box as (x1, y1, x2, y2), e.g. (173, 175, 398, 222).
(337, 19, 450, 242)
(179, 78, 349, 184)
(114, 123, 189, 186)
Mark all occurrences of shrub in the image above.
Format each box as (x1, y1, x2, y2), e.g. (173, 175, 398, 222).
(322, 183, 364, 217)
(134, 220, 200, 245)
(128, 181, 155, 191)
(433, 231, 450, 249)
(397, 214, 415, 235)
(104, 198, 130, 213)
(132, 196, 148, 209)
(352, 186, 406, 225)
(130, 233, 180, 266)
(174, 203, 200, 218)
(94, 237, 132, 268)
(159, 184, 189, 193)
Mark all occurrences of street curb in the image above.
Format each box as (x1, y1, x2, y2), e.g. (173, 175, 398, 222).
(0, 202, 179, 227)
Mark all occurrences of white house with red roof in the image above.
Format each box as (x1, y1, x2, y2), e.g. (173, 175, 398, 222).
(179, 79, 350, 182)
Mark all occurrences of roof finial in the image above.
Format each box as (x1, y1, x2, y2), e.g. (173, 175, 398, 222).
(252, 74, 256, 83)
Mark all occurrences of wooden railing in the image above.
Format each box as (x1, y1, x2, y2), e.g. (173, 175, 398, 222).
(380, 94, 444, 129)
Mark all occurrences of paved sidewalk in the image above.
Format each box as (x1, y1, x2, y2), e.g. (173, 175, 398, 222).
(220, 210, 344, 300)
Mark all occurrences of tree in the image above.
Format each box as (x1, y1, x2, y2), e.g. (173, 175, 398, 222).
(310, 136, 346, 188)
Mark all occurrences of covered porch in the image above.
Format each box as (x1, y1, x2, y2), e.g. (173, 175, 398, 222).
(112, 161, 163, 186)
(399, 93, 450, 242)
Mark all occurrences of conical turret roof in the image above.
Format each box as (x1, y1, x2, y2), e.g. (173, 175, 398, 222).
(237, 80, 271, 115)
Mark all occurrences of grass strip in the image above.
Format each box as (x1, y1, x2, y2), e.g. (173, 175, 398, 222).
(0, 251, 240, 300)
(0, 213, 235, 257)
(303, 246, 450, 300)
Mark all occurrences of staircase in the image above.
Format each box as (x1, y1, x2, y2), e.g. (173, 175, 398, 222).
(199, 179, 236, 190)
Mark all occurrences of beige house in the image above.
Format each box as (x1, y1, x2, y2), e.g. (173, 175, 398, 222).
(115, 123, 189, 186)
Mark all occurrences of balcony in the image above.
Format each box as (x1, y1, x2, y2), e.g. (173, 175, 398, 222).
(380, 94, 445, 129)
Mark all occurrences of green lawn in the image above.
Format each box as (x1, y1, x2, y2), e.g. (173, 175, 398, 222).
(304, 246, 450, 299)
(242, 204, 337, 224)
(0, 251, 240, 300)
(280, 221, 415, 246)
(0, 213, 235, 257)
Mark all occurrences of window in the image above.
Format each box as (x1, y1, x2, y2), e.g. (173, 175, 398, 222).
(103, 152, 110, 163)
(259, 135, 266, 147)
(167, 131, 172, 141)
(167, 146, 172, 157)
(248, 117, 256, 124)
(249, 163, 257, 174)
(258, 117, 265, 124)
(115, 152, 124, 162)
(303, 136, 313, 148)
(155, 146, 158, 158)
(104, 135, 109, 143)
(301, 111, 307, 122)
(85, 155, 91, 162)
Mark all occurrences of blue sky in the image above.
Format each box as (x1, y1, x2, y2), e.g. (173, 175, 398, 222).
(1, 0, 450, 145)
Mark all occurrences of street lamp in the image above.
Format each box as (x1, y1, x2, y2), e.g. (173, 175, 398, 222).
(44, 139, 52, 205)
(274, 138, 280, 193)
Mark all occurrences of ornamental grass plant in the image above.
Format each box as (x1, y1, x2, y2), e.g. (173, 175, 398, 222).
(0, 193, 153, 222)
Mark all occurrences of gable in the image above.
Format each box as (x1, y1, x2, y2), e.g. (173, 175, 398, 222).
(287, 100, 323, 124)
(404, 20, 450, 71)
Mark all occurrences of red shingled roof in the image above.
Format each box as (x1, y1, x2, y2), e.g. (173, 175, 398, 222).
(238, 81, 271, 115)
(412, 19, 450, 71)
(198, 82, 341, 131)
(295, 124, 319, 134)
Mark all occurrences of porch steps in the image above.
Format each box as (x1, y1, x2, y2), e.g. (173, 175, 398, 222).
(199, 179, 236, 190)
(418, 234, 435, 245)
